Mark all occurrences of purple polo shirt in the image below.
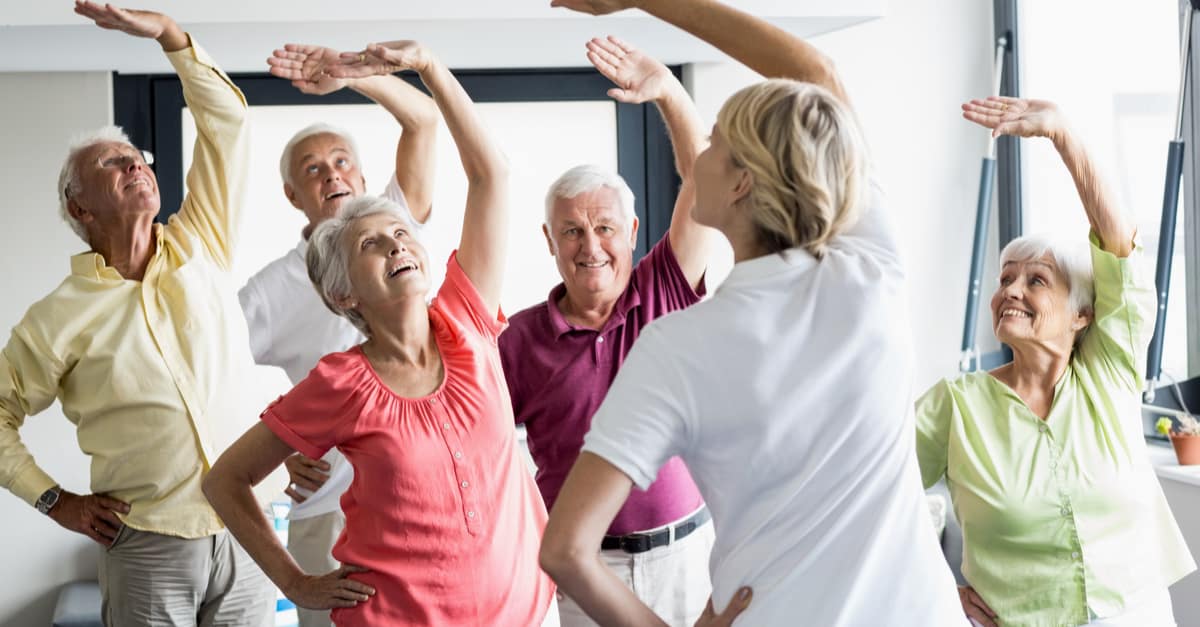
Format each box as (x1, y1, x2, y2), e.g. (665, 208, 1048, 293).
(499, 236, 705, 535)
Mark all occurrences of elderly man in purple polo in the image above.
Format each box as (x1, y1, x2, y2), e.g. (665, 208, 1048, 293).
(498, 37, 715, 626)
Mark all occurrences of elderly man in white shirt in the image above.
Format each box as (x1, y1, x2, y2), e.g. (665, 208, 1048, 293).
(237, 44, 440, 627)
(540, 1, 967, 626)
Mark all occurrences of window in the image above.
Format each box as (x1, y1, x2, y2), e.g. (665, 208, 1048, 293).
(1020, 1, 1191, 381)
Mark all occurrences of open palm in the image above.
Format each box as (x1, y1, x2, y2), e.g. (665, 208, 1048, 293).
(962, 96, 1066, 141)
(74, 1, 167, 39)
(586, 36, 672, 104)
(268, 44, 349, 95)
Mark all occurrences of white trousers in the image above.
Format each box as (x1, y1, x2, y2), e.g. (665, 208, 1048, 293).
(557, 517, 714, 627)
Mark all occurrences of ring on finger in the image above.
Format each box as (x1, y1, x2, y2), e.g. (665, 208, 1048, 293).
(358, 53, 366, 64)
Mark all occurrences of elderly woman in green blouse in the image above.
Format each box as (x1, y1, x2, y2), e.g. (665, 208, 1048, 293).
(916, 96, 1196, 627)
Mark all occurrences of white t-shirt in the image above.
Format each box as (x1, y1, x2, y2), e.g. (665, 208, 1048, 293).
(239, 177, 446, 520)
(583, 180, 968, 626)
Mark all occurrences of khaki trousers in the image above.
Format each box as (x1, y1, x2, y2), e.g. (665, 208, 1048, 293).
(286, 509, 346, 627)
(99, 526, 274, 627)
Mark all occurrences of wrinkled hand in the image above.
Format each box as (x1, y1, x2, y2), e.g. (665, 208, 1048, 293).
(284, 453, 331, 503)
(268, 45, 353, 96)
(693, 587, 752, 627)
(47, 491, 130, 547)
(962, 96, 1067, 142)
(74, 1, 172, 40)
(285, 565, 376, 610)
(331, 41, 433, 79)
(957, 585, 998, 627)
(549, 0, 639, 16)
(586, 36, 676, 104)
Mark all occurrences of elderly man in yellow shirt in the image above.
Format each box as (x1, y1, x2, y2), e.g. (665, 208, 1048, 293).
(0, 2, 273, 625)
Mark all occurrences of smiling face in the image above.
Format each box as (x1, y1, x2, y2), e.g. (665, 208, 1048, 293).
(285, 133, 367, 227)
(991, 253, 1090, 350)
(542, 186, 638, 306)
(339, 212, 429, 317)
(67, 141, 160, 231)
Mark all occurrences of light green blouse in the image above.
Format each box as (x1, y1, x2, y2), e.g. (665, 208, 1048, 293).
(916, 236, 1195, 626)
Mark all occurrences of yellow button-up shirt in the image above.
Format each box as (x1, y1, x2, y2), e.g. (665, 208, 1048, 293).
(916, 235, 1196, 626)
(0, 38, 254, 539)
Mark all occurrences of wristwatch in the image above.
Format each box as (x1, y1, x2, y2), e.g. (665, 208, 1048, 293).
(35, 485, 61, 515)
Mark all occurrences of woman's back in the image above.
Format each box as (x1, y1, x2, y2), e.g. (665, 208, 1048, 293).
(584, 181, 966, 625)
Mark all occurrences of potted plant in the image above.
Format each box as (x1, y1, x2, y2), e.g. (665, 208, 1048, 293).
(1155, 415, 1200, 465)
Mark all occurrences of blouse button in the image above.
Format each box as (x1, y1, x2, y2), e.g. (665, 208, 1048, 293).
(1061, 506, 1071, 517)
(429, 398, 439, 405)
(443, 422, 451, 430)
(1038, 423, 1048, 434)
(453, 451, 463, 459)
(461, 480, 469, 488)
(467, 510, 476, 518)
(1071, 551, 1080, 560)
(597, 336, 605, 344)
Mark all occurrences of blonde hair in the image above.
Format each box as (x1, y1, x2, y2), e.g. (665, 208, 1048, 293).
(716, 79, 868, 258)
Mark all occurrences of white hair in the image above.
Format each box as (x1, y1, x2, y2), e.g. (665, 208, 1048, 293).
(279, 123, 361, 186)
(58, 125, 134, 244)
(544, 164, 636, 227)
(306, 195, 418, 336)
(999, 233, 1095, 318)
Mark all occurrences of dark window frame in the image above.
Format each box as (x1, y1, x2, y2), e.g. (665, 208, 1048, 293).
(113, 67, 684, 261)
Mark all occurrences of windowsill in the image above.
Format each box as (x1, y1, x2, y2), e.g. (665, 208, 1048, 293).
(1147, 440, 1200, 488)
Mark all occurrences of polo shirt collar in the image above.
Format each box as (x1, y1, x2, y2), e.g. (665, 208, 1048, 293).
(545, 281, 642, 340)
(720, 246, 817, 289)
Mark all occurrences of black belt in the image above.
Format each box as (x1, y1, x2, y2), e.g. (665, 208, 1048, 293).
(601, 507, 711, 554)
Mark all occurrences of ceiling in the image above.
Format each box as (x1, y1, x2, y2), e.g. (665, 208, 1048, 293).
(0, 0, 885, 73)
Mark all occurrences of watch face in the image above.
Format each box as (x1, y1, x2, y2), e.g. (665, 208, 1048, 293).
(37, 487, 60, 514)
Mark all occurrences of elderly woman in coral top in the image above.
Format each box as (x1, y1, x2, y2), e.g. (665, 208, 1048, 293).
(203, 40, 556, 626)
(915, 96, 1195, 627)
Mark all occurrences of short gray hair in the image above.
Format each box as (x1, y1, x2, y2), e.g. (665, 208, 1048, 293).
(58, 125, 134, 244)
(280, 123, 361, 186)
(306, 195, 418, 336)
(544, 165, 636, 227)
(999, 233, 1095, 317)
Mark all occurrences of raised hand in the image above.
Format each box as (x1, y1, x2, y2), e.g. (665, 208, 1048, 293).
(284, 564, 376, 610)
(957, 585, 998, 627)
(47, 490, 131, 546)
(549, 0, 639, 16)
(283, 452, 331, 502)
(962, 96, 1067, 143)
(586, 36, 677, 104)
(268, 44, 351, 96)
(693, 587, 753, 627)
(73, 1, 183, 49)
(332, 41, 433, 79)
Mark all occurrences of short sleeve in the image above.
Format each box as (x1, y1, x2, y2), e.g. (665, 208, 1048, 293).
(581, 324, 691, 490)
(1075, 232, 1155, 390)
(259, 359, 358, 460)
(237, 275, 272, 365)
(914, 379, 953, 489)
(631, 236, 705, 317)
(432, 252, 506, 342)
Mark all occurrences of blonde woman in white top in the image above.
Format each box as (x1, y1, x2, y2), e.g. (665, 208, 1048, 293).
(539, 0, 967, 625)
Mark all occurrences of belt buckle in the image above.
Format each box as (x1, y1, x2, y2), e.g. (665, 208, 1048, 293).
(619, 532, 652, 554)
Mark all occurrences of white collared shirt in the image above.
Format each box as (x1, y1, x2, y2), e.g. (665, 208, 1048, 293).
(584, 180, 968, 626)
(239, 179, 446, 519)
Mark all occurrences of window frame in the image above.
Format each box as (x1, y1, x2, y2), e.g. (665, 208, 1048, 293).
(113, 67, 684, 262)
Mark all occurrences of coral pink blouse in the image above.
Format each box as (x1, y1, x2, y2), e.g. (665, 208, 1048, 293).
(261, 253, 554, 626)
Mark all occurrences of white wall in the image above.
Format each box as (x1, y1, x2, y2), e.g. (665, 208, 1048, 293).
(0, 72, 112, 626)
(689, 0, 994, 392)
